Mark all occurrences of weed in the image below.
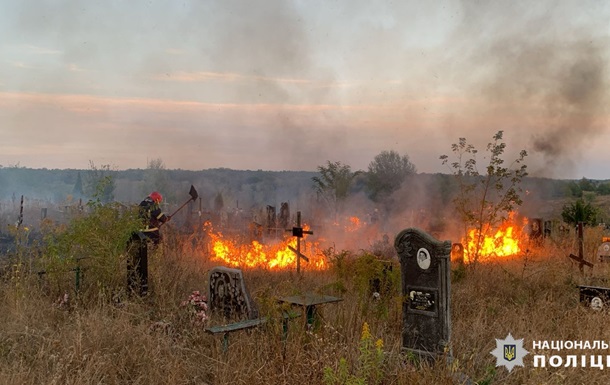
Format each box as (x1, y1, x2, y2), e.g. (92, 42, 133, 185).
(323, 322, 384, 385)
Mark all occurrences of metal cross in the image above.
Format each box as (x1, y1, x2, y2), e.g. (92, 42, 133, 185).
(286, 211, 313, 273)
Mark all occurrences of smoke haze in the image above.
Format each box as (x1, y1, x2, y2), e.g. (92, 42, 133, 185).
(0, 0, 609, 179)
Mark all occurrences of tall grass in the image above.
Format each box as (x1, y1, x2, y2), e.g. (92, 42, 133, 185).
(1, 209, 609, 384)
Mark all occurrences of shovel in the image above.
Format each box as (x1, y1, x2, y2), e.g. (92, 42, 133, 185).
(164, 185, 199, 223)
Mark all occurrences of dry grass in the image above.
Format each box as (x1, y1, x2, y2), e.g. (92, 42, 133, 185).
(2, 231, 610, 385)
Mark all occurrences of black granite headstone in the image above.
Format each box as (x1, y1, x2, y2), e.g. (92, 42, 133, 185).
(578, 285, 610, 310)
(394, 228, 451, 360)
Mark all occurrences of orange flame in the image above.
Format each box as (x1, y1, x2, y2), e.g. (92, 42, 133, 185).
(206, 223, 327, 270)
(462, 214, 527, 263)
(345, 216, 362, 232)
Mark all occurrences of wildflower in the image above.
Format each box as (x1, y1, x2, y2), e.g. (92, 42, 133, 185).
(182, 290, 208, 327)
(361, 322, 371, 341)
(375, 338, 383, 350)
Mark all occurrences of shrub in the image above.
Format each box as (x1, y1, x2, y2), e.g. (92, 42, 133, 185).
(39, 201, 141, 303)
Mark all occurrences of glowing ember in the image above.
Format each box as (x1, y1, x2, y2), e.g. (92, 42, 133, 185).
(462, 214, 527, 263)
(345, 216, 362, 232)
(206, 224, 327, 270)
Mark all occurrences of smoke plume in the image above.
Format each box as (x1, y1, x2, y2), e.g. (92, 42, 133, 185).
(453, 0, 609, 177)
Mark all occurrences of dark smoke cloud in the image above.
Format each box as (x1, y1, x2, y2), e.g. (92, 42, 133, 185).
(486, 38, 606, 177)
(452, 0, 609, 178)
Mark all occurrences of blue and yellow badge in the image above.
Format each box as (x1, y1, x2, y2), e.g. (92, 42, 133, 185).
(503, 344, 516, 361)
(491, 333, 528, 372)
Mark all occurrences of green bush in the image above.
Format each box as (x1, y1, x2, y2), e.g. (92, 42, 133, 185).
(40, 201, 141, 303)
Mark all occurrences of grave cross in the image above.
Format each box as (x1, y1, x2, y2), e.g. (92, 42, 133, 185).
(567, 222, 593, 272)
(569, 253, 594, 271)
(17, 195, 24, 228)
(285, 211, 313, 273)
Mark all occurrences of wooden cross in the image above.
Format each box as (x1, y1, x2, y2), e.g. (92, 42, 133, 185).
(286, 211, 313, 273)
(567, 222, 593, 272)
(569, 253, 594, 270)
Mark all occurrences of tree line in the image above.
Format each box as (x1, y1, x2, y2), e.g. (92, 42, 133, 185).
(1, 146, 608, 234)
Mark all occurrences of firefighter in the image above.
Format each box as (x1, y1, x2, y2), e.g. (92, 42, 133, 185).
(139, 191, 170, 244)
(127, 191, 171, 296)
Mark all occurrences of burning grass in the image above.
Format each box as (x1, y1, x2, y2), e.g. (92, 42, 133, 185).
(203, 221, 328, 270)
(1, 226, 610, 384)
(458, 213, 540, 264)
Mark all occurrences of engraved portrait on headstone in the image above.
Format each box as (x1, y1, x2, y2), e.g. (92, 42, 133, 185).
(395, 228, 451, 360)
(417, 248, 431, 270)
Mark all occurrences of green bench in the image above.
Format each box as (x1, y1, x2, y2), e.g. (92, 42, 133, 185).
(203, 267, 304, 353)
(205, 310, 302, 354)
(205, 316, 269, 352)
(205, 317, 269, 334)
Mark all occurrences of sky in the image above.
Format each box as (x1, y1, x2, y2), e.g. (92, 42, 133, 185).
(1, 0, 609, 180)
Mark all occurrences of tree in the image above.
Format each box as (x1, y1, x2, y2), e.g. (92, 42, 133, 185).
(440, 131, 528, 264)
(597, 182, 610, 196)
(143, 158, 170, 201)
(84, 161, 116, 204)
(565, 181, 583, 198)
(366, 150, 417, 202)
(578, 177, 596, 192)
(561, 198, 600, 226)
(73, 172, 84, 197)
(312, 161, 361, 215)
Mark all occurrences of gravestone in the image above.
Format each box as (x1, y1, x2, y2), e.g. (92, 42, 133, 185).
(529, 218, 543, 245)
(544, 220, 552, 237)
(279, 202, 290, 230)
(598, 241, 610, 263)
(266, 205, 276, 236)
(207, 266, 259, 321)
(394, 228, 451, 360)
(578, 285, 610, 311)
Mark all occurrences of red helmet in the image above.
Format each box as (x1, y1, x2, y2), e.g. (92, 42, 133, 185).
(149, 191, 163, 203)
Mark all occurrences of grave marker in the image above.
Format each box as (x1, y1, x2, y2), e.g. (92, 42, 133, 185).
(394, 228, 451, 360)
(207, 266, 259, 321)
(529, 217, 543, 246)
(578, 285, 610, 311)
(567, 222, 593, 272)
(279, 202, 290, 230)
(266, 205, 276, 236)
(598, 241, 610, 263)
(285, 211, 313, 273)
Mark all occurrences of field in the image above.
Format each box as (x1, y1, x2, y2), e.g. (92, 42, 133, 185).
(1, 207, 610, 385)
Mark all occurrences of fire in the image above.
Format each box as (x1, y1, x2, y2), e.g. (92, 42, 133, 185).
(206, 223, 327, 270)
(346, 216, 362, 232)
(462, 214, 527, 263)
